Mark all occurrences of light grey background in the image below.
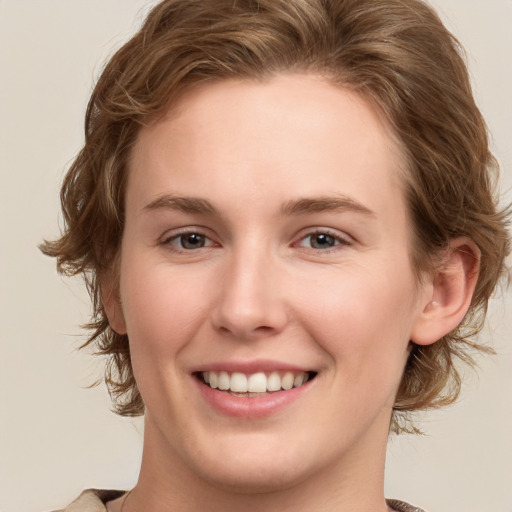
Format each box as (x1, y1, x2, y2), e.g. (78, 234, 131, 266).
(1, 1, 511, 511)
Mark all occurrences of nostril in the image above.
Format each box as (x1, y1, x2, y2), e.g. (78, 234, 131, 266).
(214, 321, 281, 340)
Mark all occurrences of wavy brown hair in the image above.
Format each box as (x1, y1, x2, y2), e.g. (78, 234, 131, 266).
(41, 0, 510, 432)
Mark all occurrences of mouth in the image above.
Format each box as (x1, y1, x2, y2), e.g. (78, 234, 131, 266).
(195, 370, 317, 396)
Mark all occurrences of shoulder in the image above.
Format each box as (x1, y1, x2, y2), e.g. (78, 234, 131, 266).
(51, 490, 126, 512)
(387, 498, 427, 512)
(53, 492, 423, 512)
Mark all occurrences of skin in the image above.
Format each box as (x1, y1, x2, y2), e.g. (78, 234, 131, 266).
(105, 74, 477, 512)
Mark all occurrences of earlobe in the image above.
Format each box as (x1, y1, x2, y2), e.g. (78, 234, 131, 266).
(411, 238, 480, 346)
(101, 277, 127, 335)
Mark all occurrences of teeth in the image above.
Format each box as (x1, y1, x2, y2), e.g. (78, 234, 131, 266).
(218, 371, 230, 390)
(201, 370, 311, 393)
(281, 372, 294, 390)
(230, 372, 248, 392)
(267, 372, 281, 392)
(294, 373, 305, 387)
(247, 372, 267, 392)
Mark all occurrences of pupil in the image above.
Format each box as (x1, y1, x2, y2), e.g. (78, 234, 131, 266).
(313, 233, 335, 248)
(182, 233, 204, 249)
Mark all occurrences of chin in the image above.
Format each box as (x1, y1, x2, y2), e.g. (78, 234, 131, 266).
(185, 436, 323, 495)
(198, 461, 310, 495)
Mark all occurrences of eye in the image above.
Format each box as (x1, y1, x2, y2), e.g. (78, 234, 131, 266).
(165, 231, 214, 250)
(297, 230, 351, 250)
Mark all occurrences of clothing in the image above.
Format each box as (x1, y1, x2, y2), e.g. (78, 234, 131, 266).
(53, 489, 427, 512)
(387, 498, 427, 512)
(52, 490, 124, 512)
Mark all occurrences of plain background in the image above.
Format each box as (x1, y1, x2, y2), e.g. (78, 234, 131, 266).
(0, 1, 511, 511)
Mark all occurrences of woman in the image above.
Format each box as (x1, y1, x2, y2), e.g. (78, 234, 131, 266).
(40, 0, 509, 510)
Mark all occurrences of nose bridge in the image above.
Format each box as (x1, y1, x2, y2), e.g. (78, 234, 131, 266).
(212, 239, 287, 338)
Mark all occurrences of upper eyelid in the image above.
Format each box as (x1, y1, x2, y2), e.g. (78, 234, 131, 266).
(160, 230, 218, 254)
(294, 227, 353, 244)
(158, 226, 353, 247)
(161, 226, 212, 241)
(158, 228, 217, 251)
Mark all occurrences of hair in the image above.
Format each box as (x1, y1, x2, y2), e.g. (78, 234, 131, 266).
(41, 0, 510, 433)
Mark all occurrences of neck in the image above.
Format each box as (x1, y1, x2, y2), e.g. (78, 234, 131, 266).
(126, 414, 391, 512)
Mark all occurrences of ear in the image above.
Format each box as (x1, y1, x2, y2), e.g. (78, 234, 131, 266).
(411, 238, 480, 346)
(101, 274, 127, 335)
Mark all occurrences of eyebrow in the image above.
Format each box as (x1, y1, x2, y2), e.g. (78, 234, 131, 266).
(143, 194, 375, 218)
(280, 195, 375, 217)
(144, 195, 217, 215)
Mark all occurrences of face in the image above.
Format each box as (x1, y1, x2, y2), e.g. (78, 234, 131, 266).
(110, 74, 432, 493)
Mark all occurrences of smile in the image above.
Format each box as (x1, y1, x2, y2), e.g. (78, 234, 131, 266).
(198, 370, 316, 395)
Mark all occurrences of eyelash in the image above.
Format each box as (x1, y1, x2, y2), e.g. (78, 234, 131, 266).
(294, 229, 352, 252)
(160, 228, 352, 253)
(161, 229, 215, 251)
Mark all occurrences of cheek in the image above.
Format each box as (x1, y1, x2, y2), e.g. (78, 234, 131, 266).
(118, 262, 213, 411)
(293, 263, 417, 372)
(119, 258, 211, 359)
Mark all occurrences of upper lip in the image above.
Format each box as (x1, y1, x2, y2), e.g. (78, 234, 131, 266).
(192, 359, 312, 374)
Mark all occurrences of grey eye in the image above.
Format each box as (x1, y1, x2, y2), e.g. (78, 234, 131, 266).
(307, 233, 337, 249)
(176, 233, 207, 249)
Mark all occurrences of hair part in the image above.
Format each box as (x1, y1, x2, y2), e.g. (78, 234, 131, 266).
(41, 0, 510, 432)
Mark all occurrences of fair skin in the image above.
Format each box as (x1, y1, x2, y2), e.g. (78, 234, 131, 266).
(105, 74, 477, 512)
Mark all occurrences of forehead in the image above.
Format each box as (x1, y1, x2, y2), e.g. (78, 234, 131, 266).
(127, 74, 407, 220)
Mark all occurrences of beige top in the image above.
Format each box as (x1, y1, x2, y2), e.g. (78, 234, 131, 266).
(53, 489, 427, 512)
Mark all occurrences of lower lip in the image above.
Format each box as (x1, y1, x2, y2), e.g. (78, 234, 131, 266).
(195, 378, 312, 418)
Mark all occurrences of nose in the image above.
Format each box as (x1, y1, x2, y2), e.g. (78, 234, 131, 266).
(211, 248, 288, 340)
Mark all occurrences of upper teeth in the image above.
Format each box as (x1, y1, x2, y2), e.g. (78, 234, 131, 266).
(202, 371, 309, 393)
